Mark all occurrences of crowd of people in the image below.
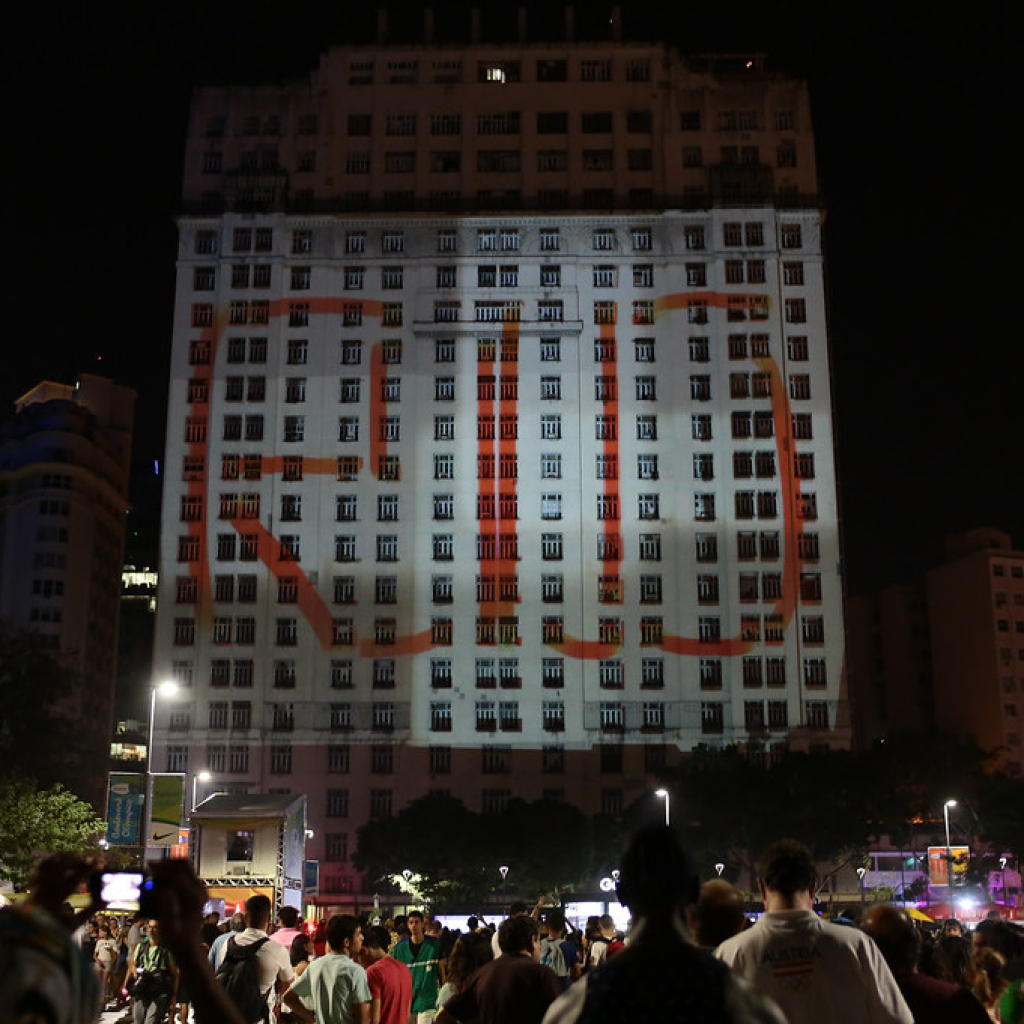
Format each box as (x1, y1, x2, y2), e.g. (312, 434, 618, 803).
(2, 833, 1023, 1024)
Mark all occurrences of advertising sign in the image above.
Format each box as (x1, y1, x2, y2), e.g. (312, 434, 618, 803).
(927, 846, 970, 886)
(149, 774, 185, 846)
(106, 773, 145, 846)
(304, 860, 320, 900)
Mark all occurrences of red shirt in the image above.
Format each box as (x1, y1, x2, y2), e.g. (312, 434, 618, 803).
(367, 955, 413, 1024)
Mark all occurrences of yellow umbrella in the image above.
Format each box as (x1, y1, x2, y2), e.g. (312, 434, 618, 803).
(906, 907, 933, 922)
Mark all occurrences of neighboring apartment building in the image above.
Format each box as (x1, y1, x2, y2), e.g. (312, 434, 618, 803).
(0, 374, 135, 807)
(848, 528, 1024, 777)
(153, 32, 848, 897)
(846, 583, 933, 746)
(927, 530, 1024, 775)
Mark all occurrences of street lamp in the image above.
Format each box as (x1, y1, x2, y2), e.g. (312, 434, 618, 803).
(943, 800, 957, 890)
(654, 788, 670, 827)
(191, 770, 211, 811)
(856, 866, 867, 915)
(499, 864, 509, 909)
(145, 680, 179, 853)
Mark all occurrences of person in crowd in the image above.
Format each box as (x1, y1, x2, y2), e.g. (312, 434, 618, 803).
(94, 922, 121, 1003)
(490, 900, 538, 959)
(281, 915, 371, 1024)
(208, 912, 246, 972)
(543, 825, 783, 1024)
(200, 912, 221, 948)
(437, 915, 562, 1024)
(224, 894, 295, 1022)
(139, 858, 249, 1024)
(934, 933, 975, 988)
(585, 915, 623, 971)
(973, 919, 1024, 1024)
(436, 930, 495, 1009)
(538, 908, 579, 989)
(972, 947, 1007, 1022)
(694, 879, 748, 949)
(271, 906, 304, 949)
(392, 908, 443, 1023)
(942, 919, 964, 938)
(127, 919, 179, 1024)
(363, 924, 412, 1024)
(281, 933, 316, 1023)
(716, 839, 912, 1024)
(0, 852, 103, 1024)
(862, 904, 989, 1024)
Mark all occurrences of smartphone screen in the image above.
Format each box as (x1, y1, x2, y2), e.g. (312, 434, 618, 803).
(101, 872, 143, 904)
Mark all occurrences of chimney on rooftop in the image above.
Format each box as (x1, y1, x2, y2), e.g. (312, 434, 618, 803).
(471, 6, 481, 43)
(424, 6, 434, 43)
(376, 8, 387, 44)
(565, 5, 575, 41)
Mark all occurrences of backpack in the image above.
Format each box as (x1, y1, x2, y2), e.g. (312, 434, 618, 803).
(539, 936, 568, 978)
(131, 941, 175, 1003)
(216, 936, 272, 1023)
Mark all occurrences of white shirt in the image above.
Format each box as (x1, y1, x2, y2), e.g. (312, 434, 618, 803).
(716, 909, 912, 1024)
(231, 928, 295, 1013)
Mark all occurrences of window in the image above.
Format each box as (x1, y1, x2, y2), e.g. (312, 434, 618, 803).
(637, 416, 657, 441)
(781, 224, 803, 249)
(541, 453, 562, 479)
(542, 533, 563, 560)
(376, 535, 398, 562)
(701, 702, 724, 735)
(805, 700, 829, 729)
(635, 376, 656, 401)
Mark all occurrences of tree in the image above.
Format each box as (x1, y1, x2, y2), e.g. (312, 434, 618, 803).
(354, 795, 607, 910)
(0, 776, 106, 890)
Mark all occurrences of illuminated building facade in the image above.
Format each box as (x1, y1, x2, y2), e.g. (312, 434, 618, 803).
(154, 35, 848, 896)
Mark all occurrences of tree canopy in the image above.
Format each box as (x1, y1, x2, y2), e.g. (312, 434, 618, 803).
(354, 795, 615, 910)
(0, 776, 106, 890)
(642, 735, 1024, 890)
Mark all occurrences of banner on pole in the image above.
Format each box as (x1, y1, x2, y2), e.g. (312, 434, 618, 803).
(149, 774, 185, 846)
(106, 773, 145, 846)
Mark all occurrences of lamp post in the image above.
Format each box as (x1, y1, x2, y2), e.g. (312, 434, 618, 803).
(943, 800, 957, 891)
(145, 681, 179, 854)
(191, 770, 211, 812)
(499, 864, 509, 909)
(1000, 856, 1008, 906)
(856, 866, 866, 915)
(654, 788, 670, 827)
(401, 868, 412, 916)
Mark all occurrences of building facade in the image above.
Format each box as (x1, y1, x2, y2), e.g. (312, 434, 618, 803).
(0, 374, 135, 806)
(848, 528, 1024, 777)
(154, 38, 848, 896)
(927, 530, 1024, 774)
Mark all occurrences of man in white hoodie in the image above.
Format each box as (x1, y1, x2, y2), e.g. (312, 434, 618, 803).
(716, 840, 912, 1024)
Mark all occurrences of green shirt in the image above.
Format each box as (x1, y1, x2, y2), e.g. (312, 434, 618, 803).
(392, 936, 441, 1013)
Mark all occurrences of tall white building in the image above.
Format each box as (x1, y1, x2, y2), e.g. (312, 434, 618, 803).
(154, 35, 848, 899)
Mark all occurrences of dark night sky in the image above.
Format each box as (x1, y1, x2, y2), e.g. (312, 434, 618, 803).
(4, 1, 1021, 592)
